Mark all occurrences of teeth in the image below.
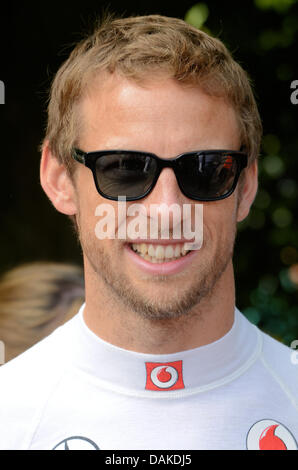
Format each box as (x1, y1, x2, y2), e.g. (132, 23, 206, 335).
(140, 243, 147, 255)
(148, 244, 155, 257)
(174, 245, 181, 257)
(155, 246, 164, 259)
(130, 242, 190, 262)
(165, 245, 174, 258)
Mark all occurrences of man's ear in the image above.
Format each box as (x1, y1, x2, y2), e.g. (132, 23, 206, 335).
(40, 141, 77, 215)
(236, 160, 258, 222)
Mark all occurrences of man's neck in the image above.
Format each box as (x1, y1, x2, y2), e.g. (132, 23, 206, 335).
(82, 261, 236, 354)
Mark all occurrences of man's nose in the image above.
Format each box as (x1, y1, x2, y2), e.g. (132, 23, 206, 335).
(144, 167, 185, 207)
(140, 167, 187, 237)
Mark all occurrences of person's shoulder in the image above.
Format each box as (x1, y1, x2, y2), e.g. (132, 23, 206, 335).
(258, 327, 298, 405)
(0, 315, 78, 449)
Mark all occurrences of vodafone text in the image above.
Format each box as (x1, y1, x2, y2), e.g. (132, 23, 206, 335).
(105, 454, 191, 467)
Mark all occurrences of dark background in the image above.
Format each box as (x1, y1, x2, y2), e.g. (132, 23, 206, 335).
(0, 0, 297, 344)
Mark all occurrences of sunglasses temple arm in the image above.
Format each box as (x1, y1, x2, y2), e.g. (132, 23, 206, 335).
(72, 148, 86, 164)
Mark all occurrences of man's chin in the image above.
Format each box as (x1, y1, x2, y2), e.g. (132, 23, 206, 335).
(82, 231, 233, 321)
(100, 264, 216, 321)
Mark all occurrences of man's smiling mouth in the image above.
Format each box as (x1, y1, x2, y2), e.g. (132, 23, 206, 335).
(129, 242, 191, 263)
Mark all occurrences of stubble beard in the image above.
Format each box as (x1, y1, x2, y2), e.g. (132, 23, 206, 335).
(78, 218, 237, 322)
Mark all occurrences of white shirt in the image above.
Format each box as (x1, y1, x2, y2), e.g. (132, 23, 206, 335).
(0, 304, 297, 450)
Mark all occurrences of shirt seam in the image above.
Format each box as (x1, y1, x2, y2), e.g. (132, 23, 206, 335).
(260, 354, 298, 413)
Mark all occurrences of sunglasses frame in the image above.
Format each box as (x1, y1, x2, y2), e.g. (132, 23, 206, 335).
(72, 147, 248, 202)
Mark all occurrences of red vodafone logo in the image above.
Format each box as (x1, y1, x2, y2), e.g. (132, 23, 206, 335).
(246, 420, 297, 450)
(145, 361, 185, 391)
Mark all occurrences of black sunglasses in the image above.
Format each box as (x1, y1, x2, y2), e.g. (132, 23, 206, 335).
(72, 148, 247, 202)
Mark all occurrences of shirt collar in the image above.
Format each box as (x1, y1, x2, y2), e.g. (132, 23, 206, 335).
(66, 303, 262, 398)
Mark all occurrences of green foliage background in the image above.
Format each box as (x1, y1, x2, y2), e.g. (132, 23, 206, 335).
(183, 1, 298, 344)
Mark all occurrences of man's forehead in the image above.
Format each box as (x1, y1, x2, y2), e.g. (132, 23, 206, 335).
(81, 72, 236, 121)
(78, 72, 240, 152)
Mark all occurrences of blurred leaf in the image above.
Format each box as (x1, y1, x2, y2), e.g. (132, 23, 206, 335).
(272, 207, 293, 227)
(184, 3, 209, 29)
(262, 155, 285, 177)
(255, 0, 298, 13)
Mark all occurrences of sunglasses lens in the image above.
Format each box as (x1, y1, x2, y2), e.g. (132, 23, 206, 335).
(95, 153, 157, 199)
(177, 153, 239, 200)
(91, 150, 243, 201)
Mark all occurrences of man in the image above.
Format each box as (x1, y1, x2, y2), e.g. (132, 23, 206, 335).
(0, 14, 297, 451)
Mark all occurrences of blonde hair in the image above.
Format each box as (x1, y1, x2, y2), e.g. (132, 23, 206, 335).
(43, 14, 262, 174)
(0, 262, 84, 363)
